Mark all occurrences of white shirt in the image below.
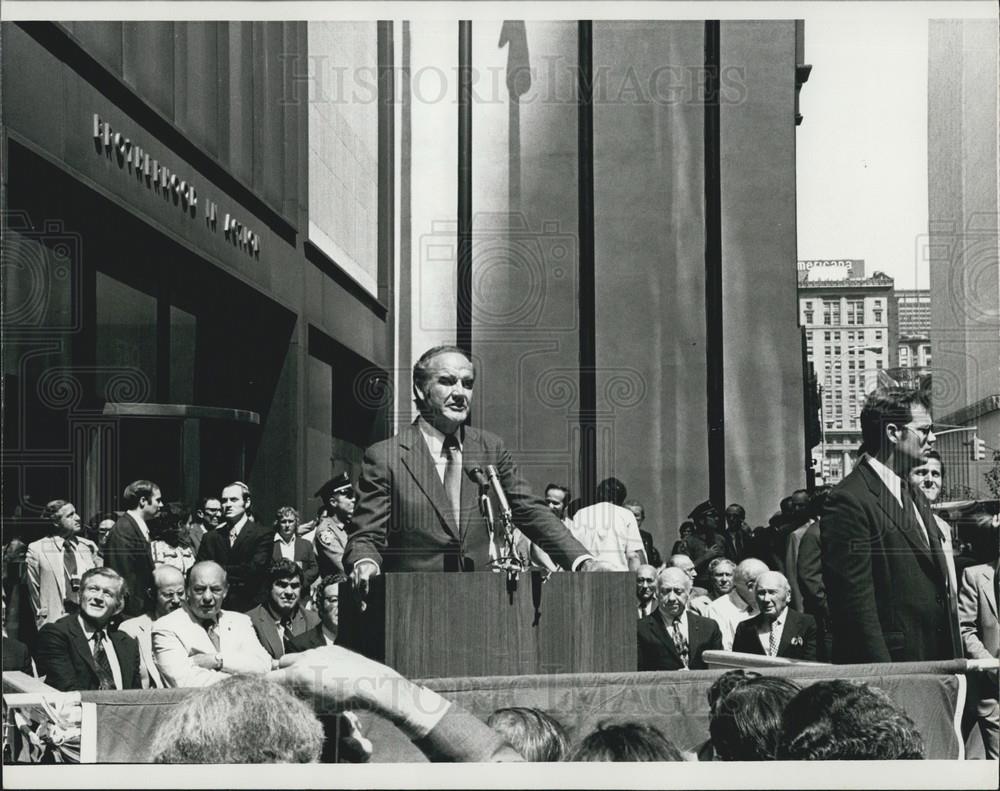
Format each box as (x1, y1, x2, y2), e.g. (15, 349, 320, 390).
(708, 590, 757, 651)
(227, 514, 250, 544)
(127, 510, 150, 542)
(321, 625, 338, 646)
(274, 533, 296, 562)
(866, 457, 929, 544)
(756, 608, 788, 656)
(570, 502, 643, 570)
(77, 616, 123, 690)
(417, 417, 461, 483)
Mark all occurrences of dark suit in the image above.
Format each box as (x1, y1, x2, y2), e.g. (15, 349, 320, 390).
(821, 460, 960, 664)
(3, 635, 33, 673)
(637, 611, 722, 671)
(732, 609, 818, 660)
(343, 422, 590, 573)
(272, 537, 320, 589)
(639, 530, 661, 567)
(246, 604, 320, 659)
(196, 519, 273, 612)
(34, 615, 141, 691)
(103, 513, 155, 618)
(285, 623, 333, 653)
(796, 521, 832, 659)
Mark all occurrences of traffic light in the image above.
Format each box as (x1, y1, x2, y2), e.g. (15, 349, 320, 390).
(971, 436, 987, 461)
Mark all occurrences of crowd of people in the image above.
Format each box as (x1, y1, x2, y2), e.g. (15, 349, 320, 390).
(2, 345, 997, 763)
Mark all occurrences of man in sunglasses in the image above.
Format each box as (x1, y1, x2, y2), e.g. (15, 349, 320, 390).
(821, 386, 961, 664)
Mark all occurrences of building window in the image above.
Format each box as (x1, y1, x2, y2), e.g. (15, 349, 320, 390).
(846, 299, 864, 325)
(824, 331, 832, 342)
(874, 309, 883, 322)
(823, 300, 841, 325)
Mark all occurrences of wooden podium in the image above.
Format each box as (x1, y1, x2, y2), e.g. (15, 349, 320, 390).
(339, 571, 636, 678)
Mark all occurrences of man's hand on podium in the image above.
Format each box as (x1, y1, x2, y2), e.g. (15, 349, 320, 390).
(577, 558, 619, 572)
(350, 560, 380, 611)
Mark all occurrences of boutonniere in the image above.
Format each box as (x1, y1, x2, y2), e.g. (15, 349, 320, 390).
(790, 636, 803, 646)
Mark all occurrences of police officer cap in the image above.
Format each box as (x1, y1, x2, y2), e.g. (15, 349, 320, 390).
(687, 500, 718, 521)
(315, 471, 353, 501)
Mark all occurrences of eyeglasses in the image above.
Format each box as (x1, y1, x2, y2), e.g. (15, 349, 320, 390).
(903, 424, 935, 440)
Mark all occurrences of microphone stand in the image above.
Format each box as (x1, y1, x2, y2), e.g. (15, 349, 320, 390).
(486, 465, 524, 594)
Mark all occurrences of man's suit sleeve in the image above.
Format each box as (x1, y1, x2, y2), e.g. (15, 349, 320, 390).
(118, 633, 143, 690)
(343, 444, 392, 571)
(636, 620, 655, 671)
(731, 621, 757, 655)
(958, 567, 992, 660)
(496, 442, 589, 570)
(820, 487, 890, 662)
(34, 624, 77, 691)
(797, 526, 827, 617)
(195, 530, 218, 563)
(24, 543, 44, 626)
(300, 542, 320, 588)
(152, 621, 223, 688)
(411, 703, 523, 762)
(799, 613, 818, 661)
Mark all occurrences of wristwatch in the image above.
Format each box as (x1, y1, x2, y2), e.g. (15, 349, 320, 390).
(214, 653, 223, 671)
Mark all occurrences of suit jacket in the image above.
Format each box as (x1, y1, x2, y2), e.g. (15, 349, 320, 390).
(3, 635, 33, 673)
(118, 613, 164, 688)
(343, 422, 590, 573)
(796, 521, 828, 620)
(272, 537, 320, 589)
(785, 522, 811, 611)
(151, 606, 272, 688)
(959, 563, 999, 660)
(821, 460, 960, 664)
(103, 513, 155, 618)
(25, 535, 101, 628)
(637, 611, 722, 671)
(34, 615, 141, 691)
(732, 609, 818, 660)
(285, 623, 335, 653)
(639, 529, 662, 567)
(246, 604, 320, 659)
(196, 519, 274, 611)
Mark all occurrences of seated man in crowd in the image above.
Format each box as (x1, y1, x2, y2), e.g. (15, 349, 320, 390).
(707, 557, 768, 651)
(288, 573, 345, 651)
(709, 676, 801, 760)
(247, 560, 320, 659)
(119, 565, 186, 688)
(486, 707, 569, 762)
(635, 564, 657, 618)
(35, 567, 141, 691)
(707, 558, 736, 600)
(667, 554, 713, 615)
(732, 571, 817, 660)
(637, 567, 722, 671)
(152, 561, 272, 687)
(2, 591, 33, 674)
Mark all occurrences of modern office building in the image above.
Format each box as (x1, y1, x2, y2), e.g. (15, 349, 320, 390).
(797, 261, 898, 484)
(3, 19, 811, 550)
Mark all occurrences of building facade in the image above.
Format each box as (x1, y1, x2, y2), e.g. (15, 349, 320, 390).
(896, 289, 932, 373)
(798, 262, 898, 484)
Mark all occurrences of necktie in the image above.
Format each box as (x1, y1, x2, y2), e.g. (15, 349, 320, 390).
(203, 620, 221, 651)
(229, 528, 238, 547)
(442, 434, 462, 532)
(92, 630, 116, 690)
(768, 622, 778, 657)
(63, 538, 80, 605)
(671, 620, 688, 668)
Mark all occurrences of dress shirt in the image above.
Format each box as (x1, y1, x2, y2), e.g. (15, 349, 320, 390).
(321, 625, 338, 646)
(127, 511, 151, 542)
(866, 457, 929, 544)
(637, 600, 657, 618)
(756, 608, 788, 656)
(274, 533, 297, 562)
(417, 417, 462, 483)
(77, 616, 123, 689)
(56, 535, 93, 578)
(227, 515, 250, 544)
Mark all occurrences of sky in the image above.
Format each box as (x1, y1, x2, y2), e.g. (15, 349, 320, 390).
(795, 2, 991, 291)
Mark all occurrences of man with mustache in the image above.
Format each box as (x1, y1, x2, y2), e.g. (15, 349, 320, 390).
(345, 346, 611, 597)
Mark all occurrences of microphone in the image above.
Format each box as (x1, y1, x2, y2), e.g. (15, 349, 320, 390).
(466, 466, 489, 490)
(485, 464, 513, 519)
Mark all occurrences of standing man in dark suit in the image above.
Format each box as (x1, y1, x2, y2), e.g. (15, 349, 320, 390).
(104, 480, 162, 618)
(732, 571, 817, 660)
(821, 386, 960, 664)
(271, 507, 320, 590)
(34, 567, 141, 691)
(345, 346, 611, 597)
(196, 482, 273, 612)
(638, 567, 722, 671)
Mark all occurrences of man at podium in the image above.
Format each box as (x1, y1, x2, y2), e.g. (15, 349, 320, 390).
(345, 346, 612, 595)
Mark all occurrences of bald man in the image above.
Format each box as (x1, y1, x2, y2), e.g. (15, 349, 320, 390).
(636, 564, 657, 618)
(152, 561, 272, 687)
(732, 571, 817, 660)
(637, 567, 722, 671)
(119, 565, 185, 688)
(707, 558, 769, 651)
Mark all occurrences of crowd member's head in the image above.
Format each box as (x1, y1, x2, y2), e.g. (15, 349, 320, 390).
(274, 506, 300, 542)
(151, 502, 192, 548)
(860, 386, 935, 475)
(706, 669, 761, 716)
(315, 573, 346, 637)
(656, 566, 692, 621)
(220, 481, 251, 526)
(568, 721, 682, 762)
(150, 674, 324, 762)
(678, 521, 694, 541)
(412, 345, 474, 435)
(595, 477, 627, 507)
(733, 558, 769, 606)
(754, 571, 791, 623)
(778, 680, 925, 760)
(667, 554, 697, 584)
(151, 565, 186, 619)
(790, 489, 810, 513)
(87, 511, 117, 548)
(545, 485, 571, 520)
(186, 562, 228, 623)
(195, 496, 223, 529)
(909, 449, 944, 504)
(710, 676, 801, 760)
(635, 564, 657, 608)
(486, 707, 569, 761)
(707, 558, 736, 598)
(266, 560, 305, 618)
(315, 470, 357, 523)
(623, 499, 645, 527)
(43, 499, 82, 538)
(123, 480, 163, 521)
(688, 501, 720, 533)
(724, 504, 746, 531)
(78, 567, 127, 631)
